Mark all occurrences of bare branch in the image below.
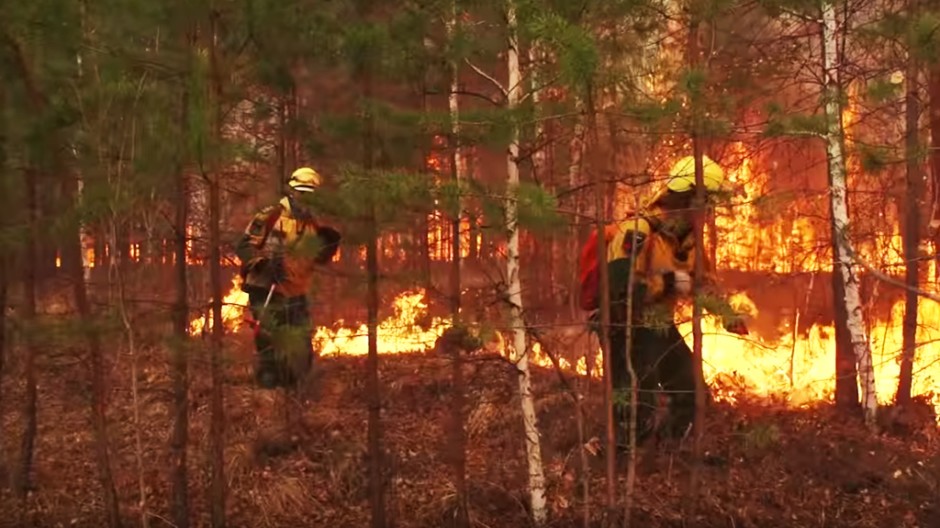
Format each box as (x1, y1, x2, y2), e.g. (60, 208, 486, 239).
(464, 59, 508, 98)
(424, 88, 502, 106)
(849, 250, 940, 303)
(518, 75, 561, 105)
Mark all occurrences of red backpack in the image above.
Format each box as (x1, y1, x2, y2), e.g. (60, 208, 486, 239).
(578, 224, 619, 311)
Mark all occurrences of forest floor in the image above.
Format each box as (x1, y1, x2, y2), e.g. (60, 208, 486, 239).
(0, 328, 938, 528)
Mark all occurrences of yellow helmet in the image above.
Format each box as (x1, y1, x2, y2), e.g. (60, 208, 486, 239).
(288, 167, 322, 193)
(666, 155, 725, 192)
(645, 155, 725, 207)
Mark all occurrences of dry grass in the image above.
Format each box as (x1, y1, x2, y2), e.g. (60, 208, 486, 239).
(0, 330, 937, 528)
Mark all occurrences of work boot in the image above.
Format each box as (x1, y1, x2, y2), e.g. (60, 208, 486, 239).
(256, 350, 281, 389)
(256, 366, 279, 389)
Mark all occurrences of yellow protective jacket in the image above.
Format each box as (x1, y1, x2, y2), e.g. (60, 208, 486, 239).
(604, 211, 720, 318)
(235, 197, 326, 298)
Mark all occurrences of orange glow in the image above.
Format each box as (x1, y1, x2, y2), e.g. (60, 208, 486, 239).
(186, 281, 592, 375)
(188, 275, 250, 335)
(654, 132, 940, 416)
(185, 225, 202, 265)
(427, 213, 478, 261)
(187, 277, 940, 417)
(677, 293, 940, 415)
(424, 134, 479, 262)
(313, 290, 449, 356)
(180, 119, 940, 420)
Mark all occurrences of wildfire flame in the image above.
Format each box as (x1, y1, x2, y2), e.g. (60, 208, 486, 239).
(312, 291, 450, 356)
(187, 276, 939, 416)
(188, 276, 251, 335)
(696, 137, 940, 414)
(676, 295, 940, 413)
(186, 277, 591, 371)
(185, 134, 940, 420)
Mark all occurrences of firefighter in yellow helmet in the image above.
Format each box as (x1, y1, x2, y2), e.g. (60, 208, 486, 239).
(235, 167, 341, 389)
(580, 154, 748, 447)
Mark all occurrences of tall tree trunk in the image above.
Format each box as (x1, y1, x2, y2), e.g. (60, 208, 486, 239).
(821, 2, 877, 427)
(64, 176, 121, 527)
(898, 38, 922, 406)
(277, 95, 287, 196)
(567, 100, 586, 317)
(170, 67, 192, 528)
(207, 11, 227, 526)
(529, 45, 548, 308)
(0, 251, 5, 421)
(0, 80, 7, 424)
(360, 25, 387, 528)
(505, 2, 547, 524)
(446, 4, 469, 526)
(14, 168, 39, 501)
(585, 89, 616, 518)
(4, 32, 43, 503)
(448, 0, 464, 320)
(418, 74, 432, 287)
(686, 10, 707, 515)
(207, 144, 226, 528)
(929, 47, 940, 275)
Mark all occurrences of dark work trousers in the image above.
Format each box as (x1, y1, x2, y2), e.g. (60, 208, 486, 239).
(247, 285, 314, 390)
(608, 311, 702, 445)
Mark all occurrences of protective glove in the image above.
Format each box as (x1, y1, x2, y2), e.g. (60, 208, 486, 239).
(671, 270, 692, 295)
(723, 316, 749, 336)
(269, 254, 286, 284)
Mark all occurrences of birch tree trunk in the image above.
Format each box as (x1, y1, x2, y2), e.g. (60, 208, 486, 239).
(505, 1, 547, 523)
(820, 1, 877, 426)
(566, 99, 586, 318)
(448, 0, 464, 318)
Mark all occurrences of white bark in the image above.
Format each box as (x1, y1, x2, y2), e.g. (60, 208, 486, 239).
(567, 99, 586, 190)
(447, 0, 464, 271)
(505, 1, 548, 523)
(821, 2, 878, 426)
(529, 44, 546, 180)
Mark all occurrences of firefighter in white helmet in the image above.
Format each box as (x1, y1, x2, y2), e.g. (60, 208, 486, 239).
(235, 166, 341, 389)
(579, 155, 748, 447)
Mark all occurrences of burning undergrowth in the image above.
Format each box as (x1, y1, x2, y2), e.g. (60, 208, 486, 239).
(190, 276, 940, 419)
(9, 271, 938, 525)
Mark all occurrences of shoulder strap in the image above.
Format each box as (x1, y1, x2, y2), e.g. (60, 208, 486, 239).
(256, 203, 284, 249)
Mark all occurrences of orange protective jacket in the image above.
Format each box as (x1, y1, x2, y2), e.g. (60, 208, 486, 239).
(235, 197, 326, 298)
(603, 210, 721, 319)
